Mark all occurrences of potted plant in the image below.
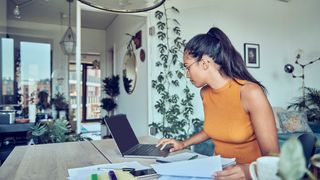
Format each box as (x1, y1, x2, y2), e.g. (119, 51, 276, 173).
(287, 87, 320, 122)
(51, 92, 69, 119)
(29, 118, 90, 144)
(100, 75, 120, 138)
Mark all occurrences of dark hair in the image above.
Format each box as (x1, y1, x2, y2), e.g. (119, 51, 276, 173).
(37, 91, 50, 110)
(184, 27, 266, 92)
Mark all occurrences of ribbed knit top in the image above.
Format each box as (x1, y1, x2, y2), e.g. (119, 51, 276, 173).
(203, 79, 261, 164)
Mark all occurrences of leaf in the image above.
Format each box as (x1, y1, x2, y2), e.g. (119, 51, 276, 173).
(172, 19, 181, 26)
(173, 26, 181, 35)
(157, 31, 166, 41)
(157, 21, 166, 31)
(157, 74, 164, 83)
(176, 71, 184, 79)
(278, 138, 306, 180)
(31, 123, 47, 136)
(152, 80, 158, 88)
(171, 6, 180, 13)
(155, 11, 164, 20)
(158, 43, 167, 53)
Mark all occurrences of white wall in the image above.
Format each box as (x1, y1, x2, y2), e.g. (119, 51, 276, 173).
(81, 27, 106, 65)
(105, 15, 148, 137)
(148, 0, 320, 124)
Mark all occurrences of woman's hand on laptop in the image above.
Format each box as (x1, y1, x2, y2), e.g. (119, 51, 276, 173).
(156, 138, 185, 152)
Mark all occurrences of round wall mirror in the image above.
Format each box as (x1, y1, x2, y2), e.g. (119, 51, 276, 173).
(122, 49, 137, 94)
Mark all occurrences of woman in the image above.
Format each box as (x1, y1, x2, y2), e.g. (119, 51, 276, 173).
(156, 27, 279, 179)
(36, 90, 51, 112)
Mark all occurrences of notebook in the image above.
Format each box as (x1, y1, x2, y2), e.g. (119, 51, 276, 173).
(104, 114, 170, 158)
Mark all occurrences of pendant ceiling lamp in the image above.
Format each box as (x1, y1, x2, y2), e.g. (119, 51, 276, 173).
(11, 0, 33, 19)
(78, 0, 166, 13)
(60, 0, 76, 55)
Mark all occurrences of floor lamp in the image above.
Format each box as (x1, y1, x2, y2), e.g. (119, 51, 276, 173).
(284, 53, 320, 101)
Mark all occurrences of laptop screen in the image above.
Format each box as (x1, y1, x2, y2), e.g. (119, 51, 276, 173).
(105, 114, 139, 154)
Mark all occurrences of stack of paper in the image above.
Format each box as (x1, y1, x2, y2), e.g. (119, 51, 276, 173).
(156, 152, 236, 168)
(156, 152, 207, 163)
(151, 156, 223, 178)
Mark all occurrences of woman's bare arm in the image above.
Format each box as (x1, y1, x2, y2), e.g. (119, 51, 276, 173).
(241, 82, 280, 155)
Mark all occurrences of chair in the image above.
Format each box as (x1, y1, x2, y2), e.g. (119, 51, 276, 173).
(297, 133, 317, 168)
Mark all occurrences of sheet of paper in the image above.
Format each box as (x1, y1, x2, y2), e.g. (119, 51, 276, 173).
(156, 152, 208, 163)
(221, 157, 236, 168)
(151, 156, 223, 178)
(67, 161, 149, 180)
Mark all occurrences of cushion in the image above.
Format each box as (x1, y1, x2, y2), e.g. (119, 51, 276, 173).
(272, 107, 286, 133)
(277, 111, 313, 133)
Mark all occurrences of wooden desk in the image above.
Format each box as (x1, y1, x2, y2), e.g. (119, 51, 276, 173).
(0, 141, 109, 180)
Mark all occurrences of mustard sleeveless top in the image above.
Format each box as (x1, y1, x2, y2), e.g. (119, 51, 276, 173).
(203, 79, 261, 164)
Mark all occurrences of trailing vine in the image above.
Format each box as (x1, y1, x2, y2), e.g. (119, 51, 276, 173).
(150, 4, 200, 140)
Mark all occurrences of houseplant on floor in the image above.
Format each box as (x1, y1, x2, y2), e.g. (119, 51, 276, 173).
(287, 87, 320, 122)
(100, 75, 120, 138)
(51, 92, 69, 120)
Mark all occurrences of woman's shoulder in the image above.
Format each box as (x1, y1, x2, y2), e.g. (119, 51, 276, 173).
(200, 85, 210, 99)
(240, 81, 266, 104)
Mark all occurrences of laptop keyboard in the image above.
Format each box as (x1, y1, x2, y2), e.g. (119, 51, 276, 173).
(131, 144, 159, 155)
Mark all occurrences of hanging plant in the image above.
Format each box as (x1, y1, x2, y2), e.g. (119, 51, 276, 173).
(150, 4, 200, 140)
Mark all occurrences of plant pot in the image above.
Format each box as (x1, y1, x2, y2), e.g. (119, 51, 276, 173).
(101, 124, 112, 139)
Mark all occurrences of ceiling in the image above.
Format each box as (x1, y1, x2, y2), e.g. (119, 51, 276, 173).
(6, 0, 118, 30)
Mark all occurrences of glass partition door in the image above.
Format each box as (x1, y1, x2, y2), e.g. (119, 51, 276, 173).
(69, 62, 101, 122)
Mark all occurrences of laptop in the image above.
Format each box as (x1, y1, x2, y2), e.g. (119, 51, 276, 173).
(104, 114, 171, 158)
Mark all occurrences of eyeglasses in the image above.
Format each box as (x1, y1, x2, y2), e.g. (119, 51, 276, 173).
(184, 61, 198, 72)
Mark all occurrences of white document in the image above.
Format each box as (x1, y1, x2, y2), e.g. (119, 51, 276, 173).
(156, 152, 208, 163)
(67, 161, 150, 180)
(221, 157, 236, 168)
(151, 156, 223, 178)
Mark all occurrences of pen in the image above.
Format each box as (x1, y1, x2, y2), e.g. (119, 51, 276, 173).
(97, 167, 135, 172)
(108, 170, 118, 180)
(188, 155, 198, 160)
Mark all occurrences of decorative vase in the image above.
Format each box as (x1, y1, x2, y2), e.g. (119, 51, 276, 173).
(101, 124, 111, 139)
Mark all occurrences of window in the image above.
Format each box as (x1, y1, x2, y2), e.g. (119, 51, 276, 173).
(69, 55, 101, 122)
(20, 41, 51, 107)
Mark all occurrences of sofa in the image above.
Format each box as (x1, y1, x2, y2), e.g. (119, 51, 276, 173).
(192, 107, 320, 156)
(273, 107, 320, 155)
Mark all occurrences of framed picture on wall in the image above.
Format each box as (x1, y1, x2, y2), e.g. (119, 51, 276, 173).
(244, 43, 260, 68)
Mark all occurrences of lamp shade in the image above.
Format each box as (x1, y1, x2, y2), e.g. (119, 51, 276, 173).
(79, 0, 166, 13)
(284, 64, 294, 73)
(60, 27, 76, 55)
